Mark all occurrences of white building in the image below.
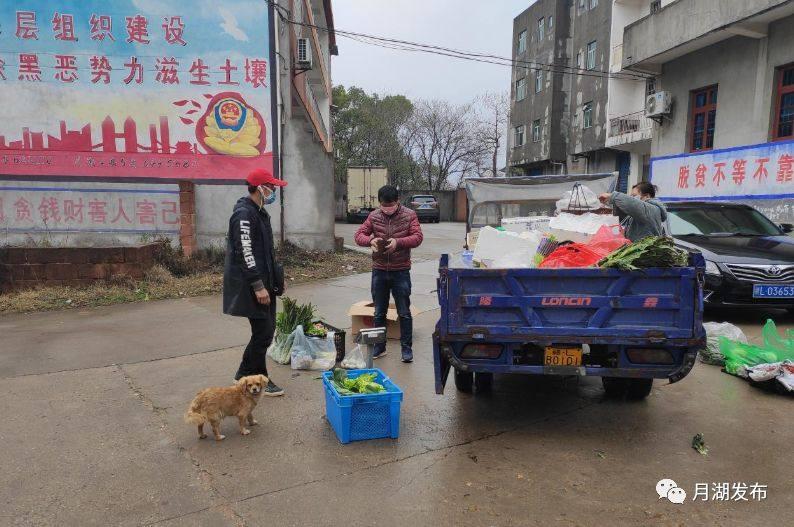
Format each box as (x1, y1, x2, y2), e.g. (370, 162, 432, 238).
(275, 0, 338, 250)
(605, 0, 676, 188)
(619, 0, 794, 222)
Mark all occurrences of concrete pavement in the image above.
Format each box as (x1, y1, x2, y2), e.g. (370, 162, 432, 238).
(2, 226, 793, 526)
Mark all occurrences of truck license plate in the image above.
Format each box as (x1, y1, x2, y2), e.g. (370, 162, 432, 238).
(753, 284, 794, 298)
(544, 347, 582, 366)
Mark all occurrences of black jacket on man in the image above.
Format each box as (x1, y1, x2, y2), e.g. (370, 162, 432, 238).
(223, 196, 279, 319)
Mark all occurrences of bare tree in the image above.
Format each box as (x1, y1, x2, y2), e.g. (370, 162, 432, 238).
(474, 92, 510, 177)
(407, 100, 485, 191)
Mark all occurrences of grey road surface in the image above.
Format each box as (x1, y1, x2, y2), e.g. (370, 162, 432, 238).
(0, 223, 791, 526)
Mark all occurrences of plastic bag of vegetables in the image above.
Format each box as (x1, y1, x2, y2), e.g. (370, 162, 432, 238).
(289, 325, 337, 371)
(267, 325, 296, 365)
(700, 322, 747, 366)
(720, 338, 785, 376)
(267, 298, 317, 364)
(341, 344, 367, 370)
(720, 319, 794, 376)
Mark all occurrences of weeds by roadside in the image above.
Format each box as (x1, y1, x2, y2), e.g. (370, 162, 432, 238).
(0, 270, 222, 314)
(154, 238, 225, 277)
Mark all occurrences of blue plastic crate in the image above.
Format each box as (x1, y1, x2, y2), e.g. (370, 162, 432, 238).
(322, 368, 403, 444)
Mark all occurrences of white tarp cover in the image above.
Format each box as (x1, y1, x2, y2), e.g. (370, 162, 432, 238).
(465, 173, 618, 227)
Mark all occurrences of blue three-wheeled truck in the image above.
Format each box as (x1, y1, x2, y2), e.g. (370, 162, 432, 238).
(433, 174, 706, 398)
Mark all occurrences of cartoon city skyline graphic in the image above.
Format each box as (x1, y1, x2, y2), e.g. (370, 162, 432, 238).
(0, 115, 199, 155)
(0, 93, 266, 158)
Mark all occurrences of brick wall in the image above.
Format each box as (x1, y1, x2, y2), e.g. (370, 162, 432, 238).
(0, 243, 161, 292)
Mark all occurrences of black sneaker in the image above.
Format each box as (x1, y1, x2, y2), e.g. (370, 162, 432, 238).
(262, 380, 285, 397)
(373, 347, 387, 360)
(401, 349, 413, 363)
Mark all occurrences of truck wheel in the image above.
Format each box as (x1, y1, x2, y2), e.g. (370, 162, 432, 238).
(454, 369, 473, 393)
(474, 372, 493, 393)
(601, 377, 628, 397)
(626, 378, 653, 399)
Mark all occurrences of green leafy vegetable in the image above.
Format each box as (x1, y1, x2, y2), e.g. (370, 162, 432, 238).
(331, 368, 385, 396)
(692, 433, 708, 456)
(598, 236, 689, 270)
(276, 297, 317, 335)
(306, 322, 328, 338)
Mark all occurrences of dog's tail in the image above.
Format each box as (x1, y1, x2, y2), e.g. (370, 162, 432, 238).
(184, 399, 206, 425)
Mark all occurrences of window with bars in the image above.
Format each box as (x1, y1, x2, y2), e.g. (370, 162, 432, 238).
(548, 16, 553, 29)
(537, 18, 545, 41)
(773, 64, 794, 140)
(689, 85, 718, 152)
(517, 30, 527, 53)
(532, 120, 541, 143)
(576, 51, 583, 70)
(583, 102, 593, 129)
(586, 41, 597, 70)
(516, 77, 527, 101)
(514, 125, 526, 147)
(646, 78, 657, 97)
(590, 0, 598, 8)
(535, 69, 543, 93)
(650, 0, 662, 14)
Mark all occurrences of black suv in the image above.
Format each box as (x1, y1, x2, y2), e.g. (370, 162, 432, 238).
(666, 201, 794, 310)
(405, 195, 440, 223)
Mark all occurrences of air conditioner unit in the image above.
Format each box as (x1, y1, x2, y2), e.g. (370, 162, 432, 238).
(297, 38, 313, 70)
(646, 91, 672, 117)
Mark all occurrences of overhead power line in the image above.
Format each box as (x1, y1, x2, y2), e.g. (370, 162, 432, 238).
(264, 0, 651, 82)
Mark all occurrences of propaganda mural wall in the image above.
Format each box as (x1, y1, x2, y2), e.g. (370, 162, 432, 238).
(0, 1, 277, 245)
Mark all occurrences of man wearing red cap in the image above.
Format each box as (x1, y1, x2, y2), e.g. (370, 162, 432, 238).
(223, 168, 288, 395)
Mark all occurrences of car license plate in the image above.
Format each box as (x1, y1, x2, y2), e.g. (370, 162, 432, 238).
(419, 204, 432, 209)
(753, 284, 794, 298)
(544, 347, 582, 366)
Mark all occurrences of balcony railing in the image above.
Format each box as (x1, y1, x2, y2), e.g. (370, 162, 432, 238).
(610, 110, 652, 136)
(607, 110, 653, 146)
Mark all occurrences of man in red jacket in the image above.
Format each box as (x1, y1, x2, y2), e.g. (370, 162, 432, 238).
(354, 185, 424, 362)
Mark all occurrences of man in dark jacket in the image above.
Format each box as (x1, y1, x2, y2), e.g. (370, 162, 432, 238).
(354, 185, 424, 362)
(599, 182, 667, 242)
(223, 168, 287, 395)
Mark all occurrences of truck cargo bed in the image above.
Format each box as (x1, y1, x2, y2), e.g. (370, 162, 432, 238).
(440, 259, 701, 342)
(433, 253, 705, 394)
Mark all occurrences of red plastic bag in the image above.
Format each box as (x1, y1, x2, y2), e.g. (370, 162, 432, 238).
(588, 225, 630, 255)
(539, 244, 604, 268)
(539, 225, 630, 269)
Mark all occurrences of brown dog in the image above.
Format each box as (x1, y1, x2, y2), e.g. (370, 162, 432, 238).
(184, 375, 268, 441)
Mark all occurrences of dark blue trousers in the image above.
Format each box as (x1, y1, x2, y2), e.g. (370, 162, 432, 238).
(371, 269, 412, 352)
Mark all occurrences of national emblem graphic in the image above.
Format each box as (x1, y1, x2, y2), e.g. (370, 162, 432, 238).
(198, 93, 266, 157)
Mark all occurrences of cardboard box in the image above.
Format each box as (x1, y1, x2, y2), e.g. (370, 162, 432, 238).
(348, 300, 420, 340)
